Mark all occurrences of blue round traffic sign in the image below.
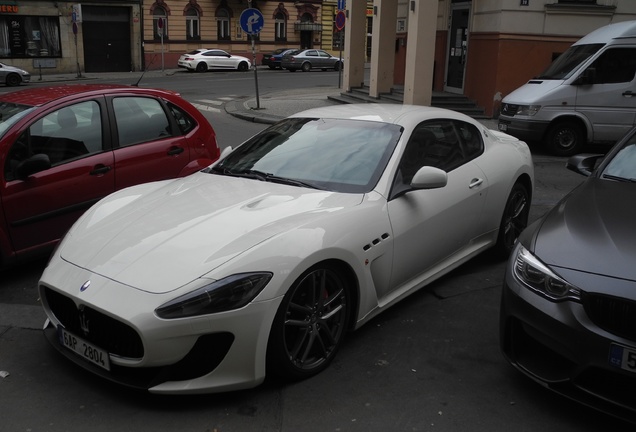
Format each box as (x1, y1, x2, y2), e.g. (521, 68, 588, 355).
(240, 8, 264, 35)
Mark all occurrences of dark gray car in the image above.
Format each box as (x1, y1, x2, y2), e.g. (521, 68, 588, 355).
(281, 49, 343, 72)
(500, 127, 636, 424)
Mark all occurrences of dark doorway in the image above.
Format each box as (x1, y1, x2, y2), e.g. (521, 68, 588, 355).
(300, 31, 313, 49)
(444, 3, 470, 93)
(82, 6, 131, 72)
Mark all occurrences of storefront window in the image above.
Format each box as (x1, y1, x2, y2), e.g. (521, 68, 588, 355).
(0, 16, 61, 58)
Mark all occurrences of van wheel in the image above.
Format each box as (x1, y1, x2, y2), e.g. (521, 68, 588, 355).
(545, 121, 584, 156)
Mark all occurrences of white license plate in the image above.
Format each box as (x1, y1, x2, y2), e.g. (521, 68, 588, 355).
(58, 326, 111, 371)
(609, 343, 636, 373)
(498, 123, 508, 132)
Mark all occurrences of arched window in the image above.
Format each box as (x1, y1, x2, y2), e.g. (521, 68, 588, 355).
(275, 12, 286, 42)
(185, 8, 200, 40)
(153, 6, 168, 40)
(217, 8, 230, 40)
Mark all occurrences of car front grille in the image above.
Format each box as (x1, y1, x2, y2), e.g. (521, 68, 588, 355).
(583, 293, 636, 343)
(43, 286, 144, 359)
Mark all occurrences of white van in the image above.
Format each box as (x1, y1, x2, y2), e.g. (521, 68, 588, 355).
(498, 21, 636, 156)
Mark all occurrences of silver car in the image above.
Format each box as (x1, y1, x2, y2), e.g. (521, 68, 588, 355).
(177, 49, 251, 73)
(0, 62, 30, 86)
(281, 49, 343, 72)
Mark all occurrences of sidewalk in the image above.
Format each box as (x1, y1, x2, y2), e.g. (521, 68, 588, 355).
(25, 68, 498, 129)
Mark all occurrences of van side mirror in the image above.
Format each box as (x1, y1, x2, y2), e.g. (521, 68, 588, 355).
(574, 67, 596, 85)
(15, 154, 51, 180)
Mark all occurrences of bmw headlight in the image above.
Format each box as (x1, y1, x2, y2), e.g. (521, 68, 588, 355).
(515, 105, 541, 116)
(513, 246, 580, 301)
(156, 272, 272, 319)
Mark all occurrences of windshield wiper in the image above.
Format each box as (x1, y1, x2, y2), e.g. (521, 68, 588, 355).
(602, 174, 636, 183)
(210, 167, 322, 189)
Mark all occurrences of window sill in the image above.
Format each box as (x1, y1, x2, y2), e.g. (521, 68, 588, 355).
(545, 3, 616, 16)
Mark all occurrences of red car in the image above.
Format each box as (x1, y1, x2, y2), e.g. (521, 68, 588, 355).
(0, 84, 220, 268)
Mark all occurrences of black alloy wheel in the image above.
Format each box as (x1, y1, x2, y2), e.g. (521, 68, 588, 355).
(267, 264, 350, 380)
(495, 182, 530, 258)
(195, 62, 207, 73)
(301, 62, 312, 72)
(238, 61, 249, 72)
(5, 73, 20, 86)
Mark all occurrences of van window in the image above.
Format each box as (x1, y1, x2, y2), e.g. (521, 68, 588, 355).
(587, 48, 636, 84)
(537, 43, 603, 80)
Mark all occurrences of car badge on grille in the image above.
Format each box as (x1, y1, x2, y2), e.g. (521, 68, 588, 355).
(78, 305, 90, 336)
(80, 280, 91, 292)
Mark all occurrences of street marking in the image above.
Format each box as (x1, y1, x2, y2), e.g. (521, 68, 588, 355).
(196, 99, 223, 106)
(191, 103, 221, 113)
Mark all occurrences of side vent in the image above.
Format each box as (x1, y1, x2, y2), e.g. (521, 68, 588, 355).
(363, 233, 390, 251)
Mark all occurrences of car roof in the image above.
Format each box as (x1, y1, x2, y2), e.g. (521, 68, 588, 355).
(0, 84, 178, 107)
(290, 103, 476, 126)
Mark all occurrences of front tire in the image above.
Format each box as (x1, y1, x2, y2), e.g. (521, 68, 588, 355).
(237, 61, 249, 72)
(545, 121, 584, 156)
(267, 264, 350, 380)
(195, 62, 208, 73)
(494, 182, 530, 258)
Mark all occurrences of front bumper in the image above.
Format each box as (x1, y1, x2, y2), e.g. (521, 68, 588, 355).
(500, 247, 636, 423)
(497, 115, 549, 143)
(39, 263, 281, 394)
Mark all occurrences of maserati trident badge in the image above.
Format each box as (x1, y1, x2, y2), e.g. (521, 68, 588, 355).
(80, 280, 91, 292)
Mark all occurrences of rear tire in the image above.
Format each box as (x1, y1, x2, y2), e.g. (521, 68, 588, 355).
(195, 62, 207, 73)
(545, 121, 584, 156)
(301, 62, 311, 72)
(267, 263, 350, 381)
(5, 73, 20, 87)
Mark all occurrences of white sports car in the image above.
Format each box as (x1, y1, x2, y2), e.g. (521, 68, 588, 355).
(39, 104, 534, 394)
(177, 49, 251, 73)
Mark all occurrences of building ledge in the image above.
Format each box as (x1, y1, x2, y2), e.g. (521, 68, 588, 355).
(545, 3, 616, 16)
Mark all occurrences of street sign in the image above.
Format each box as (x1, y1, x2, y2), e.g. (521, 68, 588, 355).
(240, 8, 264, 35)
(337, 0, 346, 11)
(335, 10, 346, 31)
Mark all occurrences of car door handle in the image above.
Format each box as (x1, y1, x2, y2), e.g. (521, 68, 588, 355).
(469, 178, 484, 189)
(90, 165, 111, 176)
(622, 91, 634, 97)
(167, 146, 185, 156)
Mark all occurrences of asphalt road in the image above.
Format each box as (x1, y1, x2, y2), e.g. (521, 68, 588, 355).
(0, 72, 631, 431)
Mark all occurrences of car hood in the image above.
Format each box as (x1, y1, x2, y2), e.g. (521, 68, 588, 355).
(534, 178, 636, 280)
(60, 173, 363, 293)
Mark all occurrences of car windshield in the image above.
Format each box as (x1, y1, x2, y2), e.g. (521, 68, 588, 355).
(0, 101, 34, 139)
(211, 117, 403, 193)
(535, 44, 604, 80)
(602, 133, 636, 182)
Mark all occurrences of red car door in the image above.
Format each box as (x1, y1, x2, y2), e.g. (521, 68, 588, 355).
(109, 95, 190, 189)
(2, 99, 115, 255)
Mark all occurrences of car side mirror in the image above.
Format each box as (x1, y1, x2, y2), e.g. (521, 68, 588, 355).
(411, 166, 448, 189)
(15, 153, 51, 180)
(218, 146, 233, 161)
(566, 153, 604, 177)
(574, 67, 596, 85)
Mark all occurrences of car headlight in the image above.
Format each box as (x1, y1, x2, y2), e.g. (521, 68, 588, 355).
(515, 105, 541, 116)
(155, 272, 273, 319)
(513, 245, 580, 301)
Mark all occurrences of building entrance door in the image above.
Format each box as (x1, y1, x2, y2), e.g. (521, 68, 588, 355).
(444, 2, 471, 94)
(82, 6, 131, 72)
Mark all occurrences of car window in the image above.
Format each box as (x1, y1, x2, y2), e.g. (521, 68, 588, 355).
(395, 119, 477, 188)
(318, 51, 329, 58)
(306, 50, 317, 57)
(4, 101, 103, 181)
(0, 102, 34, 140)
(603, 132, 636, 180)
(167, 102, 196, 135)
(113, 96, 171, 147)
(588, 48, 636, 84)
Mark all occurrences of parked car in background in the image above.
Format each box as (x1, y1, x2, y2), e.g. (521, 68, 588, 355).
(261, 48, 295, 69)
(281, 49, 344, 72)
(0, 84, 220, 269)
(500, 126, 636, 423)
(39, 104, 533, 394)
(0, 62, 30, 86)
(178, 49, 251, 73)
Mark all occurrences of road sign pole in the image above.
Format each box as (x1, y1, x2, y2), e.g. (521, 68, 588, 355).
(252, 38, 260, 109)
